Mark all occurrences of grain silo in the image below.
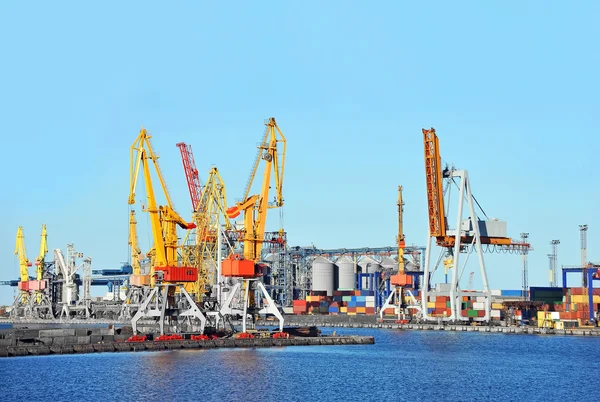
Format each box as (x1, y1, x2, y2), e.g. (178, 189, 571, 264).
(335, 255, 355, 290)
(311, 256, 335, 296)
(358, 256, 382, 273)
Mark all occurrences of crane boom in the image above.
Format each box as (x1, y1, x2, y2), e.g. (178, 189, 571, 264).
(227, 117, 286, 263)
(243, 124, 270, 202)
(130, 128, 195, 285)
(176, 142, 203, 212)
(423, 128, 446, 240)
(35, 224, 47, 281)
(128, 210, 143, 275)
(397, 186, 405, 274)
(14, 226, 31, 283)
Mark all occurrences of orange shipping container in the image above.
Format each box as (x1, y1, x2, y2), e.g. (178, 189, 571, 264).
(221, 254, 255, 278)
(390, 274, 413, 286)
(130, 275, 150, 287)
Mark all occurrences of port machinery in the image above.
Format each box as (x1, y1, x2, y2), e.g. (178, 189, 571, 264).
(3, 225, 112, 320)
(420, 128, 531, 323)
(380, 186, 423, 323)
(128, 128, 206, 335)
(9, 225, 53, 319)
(222, 117, 287, 334)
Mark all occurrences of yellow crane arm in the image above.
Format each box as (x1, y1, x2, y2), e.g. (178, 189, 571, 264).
(35, 224, 47, 281)
(397, 186, 405, 274)
(252, 118, 286, 260)
(267, 117, 286, 208)
(205, 167, 232, 231)
(14, 226, 31, 282)
(228, 118, 286, 263)
(130, 130, 167, 268)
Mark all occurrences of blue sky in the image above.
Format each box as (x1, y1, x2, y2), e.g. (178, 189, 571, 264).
(1, 1, 599, 305)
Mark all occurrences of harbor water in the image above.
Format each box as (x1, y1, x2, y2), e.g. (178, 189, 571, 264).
(2, 327, 599, 401)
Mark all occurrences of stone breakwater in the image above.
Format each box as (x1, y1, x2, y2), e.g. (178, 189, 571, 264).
(0, 330, 374, 358)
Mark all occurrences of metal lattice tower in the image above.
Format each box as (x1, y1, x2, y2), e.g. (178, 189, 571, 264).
(520, 232, 529, 299)
(580, 224, 588, 286)
(550, 240, 560, 287)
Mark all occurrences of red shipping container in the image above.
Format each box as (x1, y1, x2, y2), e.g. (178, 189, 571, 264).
(162, 266, 198, 282)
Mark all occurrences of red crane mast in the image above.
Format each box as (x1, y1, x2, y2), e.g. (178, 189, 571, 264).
(176, 142, 202, 212)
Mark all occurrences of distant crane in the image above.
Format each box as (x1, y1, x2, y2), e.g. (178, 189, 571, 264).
(380, 186, 422, 322)
(33, 224, 48, 305)
(421, 128, 532, 322)
(120, 210, 148, 320)
(468, 272, 474, 290)
(14, 226, 32, 303)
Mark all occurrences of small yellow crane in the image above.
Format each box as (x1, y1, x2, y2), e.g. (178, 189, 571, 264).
(14, 226, 32, 302)
(34, 224, 48, 303)
(128, 210, 143, 276)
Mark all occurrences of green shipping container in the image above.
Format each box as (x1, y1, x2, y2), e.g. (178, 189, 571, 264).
(467, 309, 479, 317)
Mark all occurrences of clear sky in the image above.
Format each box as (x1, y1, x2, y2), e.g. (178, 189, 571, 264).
(1, 1, 599, 306)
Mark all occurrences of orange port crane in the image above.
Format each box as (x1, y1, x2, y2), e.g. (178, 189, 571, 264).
(421, 127, 531, 322)
(380, 186, 422, 322)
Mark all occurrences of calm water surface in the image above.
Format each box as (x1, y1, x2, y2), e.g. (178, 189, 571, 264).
(1, 328, 599, 401)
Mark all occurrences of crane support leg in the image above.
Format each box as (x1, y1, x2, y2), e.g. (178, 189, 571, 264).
(132, 284, 207, 335)
(219, 282, 243, 325)
(256, 281, 284, 332)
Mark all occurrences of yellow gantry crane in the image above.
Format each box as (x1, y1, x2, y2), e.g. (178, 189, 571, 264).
(182, 167, 233, 297)
(34, 224, 48, 303)
(129, 128, 194, 287)
(14, 226, 32, 302)
(226, 117, 286, 264)
(221, 117, 287, 334)
(129, 128, 205, 335)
